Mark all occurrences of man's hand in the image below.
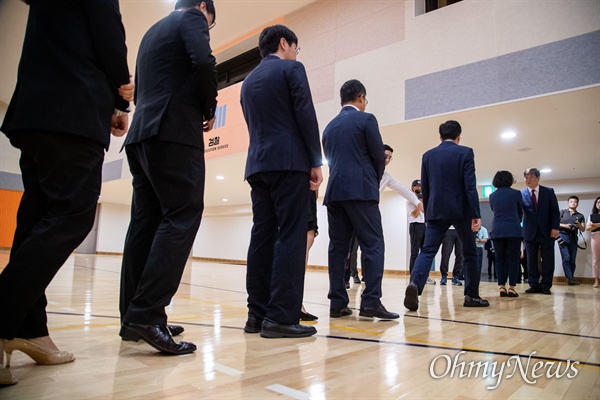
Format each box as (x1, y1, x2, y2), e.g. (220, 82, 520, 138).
(111, 114, 128, 136)
(550, 229, 559, 238)
(471, 218, 481, 232)
(119, 81, 134, 102)
(203, 116, 215, 132)
(411, 203, 423, 218)
(310, 167, 323, 191)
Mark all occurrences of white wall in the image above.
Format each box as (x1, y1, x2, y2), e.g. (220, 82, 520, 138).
(96, 202, 131, 253)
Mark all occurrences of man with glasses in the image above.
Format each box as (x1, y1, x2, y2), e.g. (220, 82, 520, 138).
(241, 25, 323, 338)
(323, 79, 399, 320)
(119, 0, 217, 355)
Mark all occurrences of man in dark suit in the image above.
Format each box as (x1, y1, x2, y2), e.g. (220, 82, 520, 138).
(241, 25, 323, 338)
(323, 79, 399, 320)
(521, 168, 560, 294)
(404, 120, 488, 311)
(0, 0, 131, 384)
(119, 0, 217, 355)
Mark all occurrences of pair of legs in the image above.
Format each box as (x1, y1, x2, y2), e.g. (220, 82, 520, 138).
(525, 237, 555, 291)
(409, 223, 426, 273)
(120, 139, 204, 327)
(493, 237, 521, 295)
(246, 171, 309, 325)
(0, 131, 103, 379)
(592, 232, 600, 288)
(558, 232, 578, 282)
(440, 229, 463, 281)
(326, 200, 385, 312)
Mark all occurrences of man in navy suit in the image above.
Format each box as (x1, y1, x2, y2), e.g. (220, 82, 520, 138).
(119, 0, 217, 355)
(0, 0, 131, 382)
(521, 168, 560, 294)
(323, 79, 399, 320)
(404, 120, 488, 311)
(241, 25, 323, 338)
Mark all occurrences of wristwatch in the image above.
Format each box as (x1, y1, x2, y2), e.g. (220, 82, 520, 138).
(113, 108, 129, 116)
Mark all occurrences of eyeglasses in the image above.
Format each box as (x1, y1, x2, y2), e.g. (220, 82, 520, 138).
(209, 21, 216, 30)
(295, 46, 301, 55)
(385, 155, 393, 161)
(361, 94, 368, 105)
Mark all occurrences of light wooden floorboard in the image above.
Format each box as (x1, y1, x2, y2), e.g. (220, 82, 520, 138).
(1, 251, 598, 399)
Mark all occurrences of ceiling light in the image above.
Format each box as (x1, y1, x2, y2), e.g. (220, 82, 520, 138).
(500, 130, 517, 139)
(540, 168, 551, 173)
(216, 176, 225, 180)
(222, 198, 229, 202)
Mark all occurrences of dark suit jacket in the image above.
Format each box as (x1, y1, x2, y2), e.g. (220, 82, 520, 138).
(521, 185, 560, 241)
(241, 55, 322, 179)
(1, 0, 130, 149)
(124, 8, 217, 149)
(489, 187, 523, 239)
(322, 106, 385, 205)
(421, 140, 480, 221)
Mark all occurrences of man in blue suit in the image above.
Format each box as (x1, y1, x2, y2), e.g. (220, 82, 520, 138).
(119, 0, 217, 355)
(404, 120, 488, 311)
(323, 79, 399, 320)
(521, 168, 560, 294)
(241, 25, 323, 338)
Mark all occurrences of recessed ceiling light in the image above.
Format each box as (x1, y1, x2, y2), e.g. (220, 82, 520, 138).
(540, 168, 551, 173)
(216, 176, 225, 180)
(501, 130, 517, 139)
(222, 198, 229, 202)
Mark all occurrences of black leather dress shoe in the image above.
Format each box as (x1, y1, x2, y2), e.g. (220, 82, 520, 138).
(330, 307, 352, 318)
(260, 318, 317, 338)
(353, 276, 361, 284)
(300, 311, 318, 321)
(244, 313, 263, 333)
(463, 296, 490, 307)
(121, 323, 184, 341)
(359, 304, 399, 319)
(542, 288, 552, 295)
(404, 283, 419, 311)
(167, 325, 184, 336)
(345, 282, 350, 289)
(120, 323, 196, 355)
(525, 286, 542, 294)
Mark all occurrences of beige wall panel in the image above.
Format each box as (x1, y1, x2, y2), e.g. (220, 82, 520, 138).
(297, 30, 337, 72)
(334, 0, 398, 26)
(333, 42, 407, 126)
(286, 0, 337, 42)
(335, 2, 405, 62)
(307, 63, 336, 104)
(404, 9, 497, 79)
(314, 99, 339, 134)
(493, 0, 600, 56)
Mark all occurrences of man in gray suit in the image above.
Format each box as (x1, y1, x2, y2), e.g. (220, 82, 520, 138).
(119, 0, 217, 355)
(323, 79, 399, 320)
(404, 120, 488, 311)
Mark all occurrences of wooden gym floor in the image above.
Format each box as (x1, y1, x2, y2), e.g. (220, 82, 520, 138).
(0, 251, 598, 399)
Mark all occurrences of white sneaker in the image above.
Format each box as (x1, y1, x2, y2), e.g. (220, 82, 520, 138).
(426, 277, 436, 285)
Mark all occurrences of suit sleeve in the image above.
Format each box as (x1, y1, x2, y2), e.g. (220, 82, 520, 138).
(364, 114, 385, 181)
(421, 153, 429, 217)
(82, 0, 130, 111)
(287, 62, 322, 168)
(463, 148, 481, 218)
(180, 10, 218, 121)
(548, 188, 560, 230)
(517, 192, 524, 222)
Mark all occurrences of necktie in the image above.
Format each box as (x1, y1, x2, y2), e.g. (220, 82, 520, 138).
(531, 189, 538, 210)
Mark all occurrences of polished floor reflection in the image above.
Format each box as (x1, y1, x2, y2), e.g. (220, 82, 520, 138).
(1, 251, 599, 399)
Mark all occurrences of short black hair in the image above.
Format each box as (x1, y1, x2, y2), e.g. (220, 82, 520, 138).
(384, 144, 393, 153)
(439, 120, 461, 140)
(492, 170, 514, 188)
(568, 195, 579, 202)
(175, 1, 216, 22)
(340, 79, 366, 105)
(524, 167, 541, 178)
(258, 25, 297, 58)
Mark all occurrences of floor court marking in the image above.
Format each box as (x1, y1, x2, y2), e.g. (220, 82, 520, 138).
(266, 383, 310, 400)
